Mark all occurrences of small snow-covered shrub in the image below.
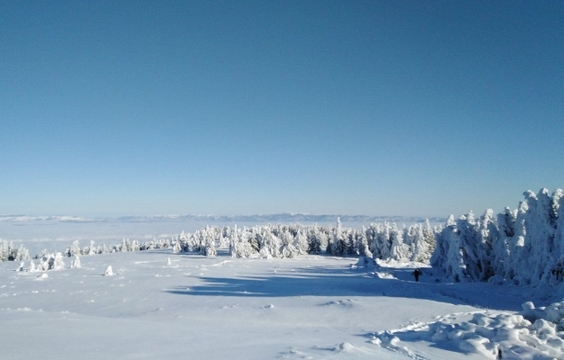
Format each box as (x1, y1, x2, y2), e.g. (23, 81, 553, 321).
(34, 252, 65, 271)
(65, 240, 81, 257)
(71, 256, 81, 269)
(28, 260, 37, 272)
(104, 266, 114, 276)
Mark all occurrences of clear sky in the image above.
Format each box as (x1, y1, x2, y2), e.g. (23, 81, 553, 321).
(1, 1, 563, 218)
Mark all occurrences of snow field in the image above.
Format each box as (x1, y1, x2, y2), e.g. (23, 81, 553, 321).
(4, 249, 562, 359)
(0, 250, 482, 359)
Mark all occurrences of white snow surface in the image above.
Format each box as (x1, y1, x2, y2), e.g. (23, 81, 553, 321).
(1, 249, 563, 359)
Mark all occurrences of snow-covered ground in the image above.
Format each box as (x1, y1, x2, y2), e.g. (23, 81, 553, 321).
(2, 218, 564, 359)
(1, 250, 562, 359)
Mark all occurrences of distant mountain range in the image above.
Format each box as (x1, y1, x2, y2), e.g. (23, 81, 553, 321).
(0, 213, 446, 224)
(0, 215, 90, 222)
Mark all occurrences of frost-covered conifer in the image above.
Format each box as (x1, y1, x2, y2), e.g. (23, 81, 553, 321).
(260, 231, 281, 258)
(404, 224, 429, 262)
(376, 223, 392, 260)
(525, 190, 555, 283)
(456, 212, 481, 281)
(248, 228, 261, 254)
(203, 237, 217, 257)
(65, 240, 81, 257)
(100, 244, 109, 254)
(345, 231, 356, 256)
(0, 240, 8, 261)
(328, 218, 347, 256)
(279, 230, 298, 258)
(37, 253, 50, 271)
(388, 224, 409, 261)
(294, 230, 309, 256)
(431, 215, 467, 282)
(0, 240, 30, 262)
(494, 207, 515, 278)
(430, 188, 564, 287)
(16, 244, 30, 261)
(104, 265, 114, 276)
(306, 230, 322, 255)
(87, 241, 97, 256)
(121, 238, 130, 252)
(172, 239, 182, 254)
(507, 199, 529, 284)
(366, 224, 381, 258)
(229, 227, 256, 258)
(539, 189, 564, 285)
(355, 228, 372, 258)
(71, 255, 81, 269)
(52, 252, 65, 270)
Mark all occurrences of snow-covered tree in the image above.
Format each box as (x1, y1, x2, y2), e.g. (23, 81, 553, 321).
(294, 229, 309, 256)
(104, 265, 114, 276)
(431, 188, 564, 288)
(306, 228, 322, 255)
(71, 256, 81, 269)
(355, 228, 372, 258)
(327, 218, 346, 256)
(431, 215, 467, 282)
(388, 224, 409, 261)
(0, 240, 30, 262)
(65, 240, 81, 257)
(279, 230, 298, 258)
(87, 241, 97, 256)
(404, 221, 435, 262)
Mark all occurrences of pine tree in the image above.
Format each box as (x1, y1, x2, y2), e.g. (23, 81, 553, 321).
(71, 256, 81, 269)
(389, 224, 409, 261)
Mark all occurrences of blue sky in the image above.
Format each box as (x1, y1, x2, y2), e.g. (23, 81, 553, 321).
(1, 1, 563, 217)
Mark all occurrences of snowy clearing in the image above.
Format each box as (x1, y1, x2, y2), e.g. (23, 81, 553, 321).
(2, 249, 562, 359)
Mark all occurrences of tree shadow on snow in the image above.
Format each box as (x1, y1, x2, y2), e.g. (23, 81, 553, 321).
(165, 263, 527, 311)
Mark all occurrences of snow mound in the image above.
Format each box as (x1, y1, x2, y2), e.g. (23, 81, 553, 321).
(352, 255, 376, 269)
(333, 342, 355, 353)
(373, 304, 564, 359)
(320, 299, 355, 308)
(521, 299, 564, 326)
(370, 331, 425, 359)
(375, 271, 396, 280)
